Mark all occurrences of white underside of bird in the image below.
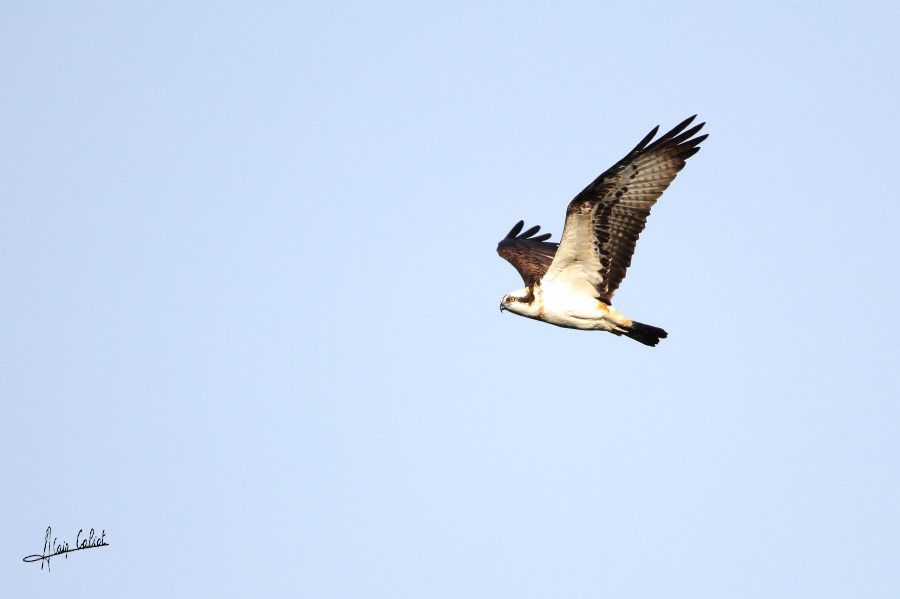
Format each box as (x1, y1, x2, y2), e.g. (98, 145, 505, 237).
(502, 281, 633, 333)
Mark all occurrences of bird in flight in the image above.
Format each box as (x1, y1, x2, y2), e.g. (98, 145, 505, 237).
(497, 116, 707, 346)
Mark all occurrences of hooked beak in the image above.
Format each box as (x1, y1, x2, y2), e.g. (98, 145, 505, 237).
(499, 302, 507, 313)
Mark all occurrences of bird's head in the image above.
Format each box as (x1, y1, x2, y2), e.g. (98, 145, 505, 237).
(499, 287, 540, 317)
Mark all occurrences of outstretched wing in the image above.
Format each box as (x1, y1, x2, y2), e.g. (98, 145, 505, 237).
(496, 220, 558, 286)
(543, 115, 707, 303)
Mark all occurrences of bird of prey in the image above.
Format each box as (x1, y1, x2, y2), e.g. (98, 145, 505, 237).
(497, 116, 707, 346)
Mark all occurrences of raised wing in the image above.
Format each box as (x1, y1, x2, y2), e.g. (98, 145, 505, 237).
(544, 116, 707, 303)
(496, 220, 558, 286)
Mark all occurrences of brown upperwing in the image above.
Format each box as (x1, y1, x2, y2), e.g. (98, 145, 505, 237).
(496, 220, 558, 288)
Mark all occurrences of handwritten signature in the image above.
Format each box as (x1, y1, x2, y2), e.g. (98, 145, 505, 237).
(23, 527, 109, 571)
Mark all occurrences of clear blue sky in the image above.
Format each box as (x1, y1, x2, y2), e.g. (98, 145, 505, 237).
(3, 2, 899, 596)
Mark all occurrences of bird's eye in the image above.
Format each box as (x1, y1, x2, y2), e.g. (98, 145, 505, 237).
(505, 296, 515, 303)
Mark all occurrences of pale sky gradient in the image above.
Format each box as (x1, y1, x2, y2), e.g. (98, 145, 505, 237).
(3, 2, 899, 597)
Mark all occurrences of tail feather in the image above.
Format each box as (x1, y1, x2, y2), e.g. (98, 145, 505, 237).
(623, 321, 668, 347)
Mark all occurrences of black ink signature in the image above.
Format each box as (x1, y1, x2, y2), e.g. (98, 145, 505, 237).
(23, 527, 109, 571)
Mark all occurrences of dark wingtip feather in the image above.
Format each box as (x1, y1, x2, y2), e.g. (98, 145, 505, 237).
(630, 125, 660, 154)
(680, 146, 701, 160)
(531, 233, 552, 242)
(655, 115, 697, 145)
(681, 133, 709, 152)
(669, 122, 705, 145)
(676, 114, 697, 131)
(520, 225, 541, 238)
(506, 220, 525, 238)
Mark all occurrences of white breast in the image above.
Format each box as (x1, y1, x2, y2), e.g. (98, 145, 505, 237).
(541, 277, 600, 313)
(537, 278, 611, 331)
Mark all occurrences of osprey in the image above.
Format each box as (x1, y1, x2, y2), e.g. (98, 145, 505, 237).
(497, 116, 707, 346)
